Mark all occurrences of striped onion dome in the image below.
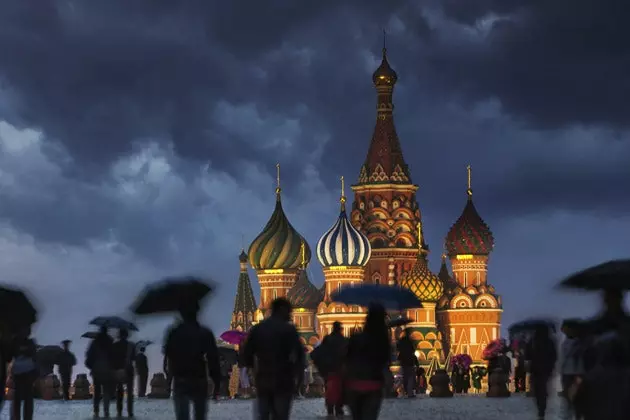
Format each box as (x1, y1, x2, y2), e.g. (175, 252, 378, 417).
(248, 190, 311, 270)
(287, 269, 322, 310)
(317, 193, 371, 267)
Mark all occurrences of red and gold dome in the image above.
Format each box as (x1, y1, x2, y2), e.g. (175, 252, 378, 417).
(372, 47, 398, 87)
(445, 166, 494, 256)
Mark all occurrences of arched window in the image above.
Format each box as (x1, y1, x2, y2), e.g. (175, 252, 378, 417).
(372, 272, 382, 285)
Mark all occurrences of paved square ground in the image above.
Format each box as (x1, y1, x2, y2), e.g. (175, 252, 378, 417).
(0, 394, 565, 419)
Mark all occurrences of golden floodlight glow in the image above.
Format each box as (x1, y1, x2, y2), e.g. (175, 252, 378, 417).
(328, 266, 348, 271)
(262, 269, 284, 274)
(456, 254, 473, 260)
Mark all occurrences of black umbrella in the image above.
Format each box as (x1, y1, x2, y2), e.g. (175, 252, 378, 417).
(89, 316, 138, 331)
(135, 340, 154, 350)
(131, 276, 215, 315)
(36, 345, 64, 366)
(81, 331, 99, 339)
(560, 259, 630, 290)
(331, 284, 422, 311)
(508, 318, 557, 335)
(387, 316, 412, 328)
(0, 285, 37, 327)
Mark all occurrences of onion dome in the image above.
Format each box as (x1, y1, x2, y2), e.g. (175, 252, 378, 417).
(400, 222, 443, 302)
(287, 269, 322, 310)
(248, 165, 311, 270)
(445, 165, 494, 256)
(400, 253, 444, 303)
(372, 47, 398, 87)
(238, 249, 248, 263)
(317, 177, 371, 267)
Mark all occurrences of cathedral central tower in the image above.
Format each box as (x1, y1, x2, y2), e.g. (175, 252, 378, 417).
(350, 46, 423, 285)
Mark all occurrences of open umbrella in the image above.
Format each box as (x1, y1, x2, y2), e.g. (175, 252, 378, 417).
(36, 345, 64, 366)
(81, 332, 99, 339)
(131, 276, 215, 315)
(508, 318, 557, 335)
(135, 340, 154, 350)
(220, 330, 247, 345)
(331, 284, 422, 311)
(89, 316, 138, 331)
(0, 285, 38, 327)
(560, 259, 630, 290)
(387, 316, 412, 328)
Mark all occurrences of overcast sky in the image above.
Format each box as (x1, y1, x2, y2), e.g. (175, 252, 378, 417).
(1, 0, 628, 374)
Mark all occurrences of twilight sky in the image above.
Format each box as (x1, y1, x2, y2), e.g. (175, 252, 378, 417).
(0, 0, 628, 373)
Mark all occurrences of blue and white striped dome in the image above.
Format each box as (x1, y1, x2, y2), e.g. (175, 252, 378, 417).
(317, 208, 371, 267)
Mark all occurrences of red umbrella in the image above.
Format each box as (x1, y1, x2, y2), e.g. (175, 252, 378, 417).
(220, 330, 246, 345)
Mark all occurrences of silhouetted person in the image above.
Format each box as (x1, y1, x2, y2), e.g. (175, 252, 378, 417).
(396, 327, 418, 398)
(321, 321, 348, 416)
(86, 326, 114, 418)
(513, 350, 527, 392)
(243, 298, 305, 420)
(58, 340, 76, 401)
(112, 329, 135, 417)
(163, 302, 221, 420)
(529, 325, 557, 420)
(11, 325, 37, 420)
(345, 303, 390, 420)
(0, 330, 11, 411)
(135, 347, 149, 398)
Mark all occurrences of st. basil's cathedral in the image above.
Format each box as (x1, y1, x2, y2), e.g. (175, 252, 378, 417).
(229, 46, 502, 367)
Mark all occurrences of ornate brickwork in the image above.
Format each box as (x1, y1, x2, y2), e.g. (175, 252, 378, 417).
(230, 250, 257, 332)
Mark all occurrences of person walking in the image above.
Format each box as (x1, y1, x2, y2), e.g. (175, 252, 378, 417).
(345, 303, 390, 420)
(86, 326, 115, 418)
(242, 298, 305, 420)
(529, 325, 557, 420)
(0, 331, 11, 411)
(112, 329, 135, 418)
(319, 321, 348, 416)
(135, 347, 149, 398)
(10, 325, 37, 420)
(163, 302, 221, 420)
(58, 340, 76, 401)
(396, 328, 418, 398)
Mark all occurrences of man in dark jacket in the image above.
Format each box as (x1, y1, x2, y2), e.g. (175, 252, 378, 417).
(135, 347, 149, 398)
(112, 329, 135, 418)
(243, 298, 305, 420)
(86, 327, 114, 418)
(396, 328, 418, 398)
(58, 340, 77, 401)
(163, 302, 221, 420)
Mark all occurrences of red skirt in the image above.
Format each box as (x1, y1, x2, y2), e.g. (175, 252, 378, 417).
(325, 373, 343, 406)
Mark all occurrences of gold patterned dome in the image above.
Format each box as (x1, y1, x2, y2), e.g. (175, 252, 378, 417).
(248, 164, 312, 270)
(400, 222, 444, 302)
(400, 253, 444, 302)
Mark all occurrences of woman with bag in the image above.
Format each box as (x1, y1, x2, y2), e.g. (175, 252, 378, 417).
(10, 325, 38, 420)
(112, 329, 135, 418)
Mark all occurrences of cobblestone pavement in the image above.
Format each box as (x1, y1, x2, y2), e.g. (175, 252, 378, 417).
(0, 394, 565, 419)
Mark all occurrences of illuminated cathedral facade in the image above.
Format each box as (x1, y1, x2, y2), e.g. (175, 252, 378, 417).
(230, 46, 502, 363)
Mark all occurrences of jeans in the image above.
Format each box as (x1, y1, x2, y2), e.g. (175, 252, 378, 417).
(60, 374, 71, 400)
(93, 376, 114, 416)
(531, 375, 549, 418)
(256, 391, 293, 420)
(347, 390, 382, 420)
(172, 377, 208, 420)
(115, 376, 134, 416)
(12, 373, 36, 420)
(137, 370, 148, 397)
(401, 366, 415, 397)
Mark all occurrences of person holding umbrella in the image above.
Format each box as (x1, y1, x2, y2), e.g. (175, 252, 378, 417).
(85, 326, 115, 418)
(112, 329, 136, 418)
(134, 344, 150, 398)
(10, 325, 38, 420)
(396, 327, 418, 398)
(58, 340, 76, 401)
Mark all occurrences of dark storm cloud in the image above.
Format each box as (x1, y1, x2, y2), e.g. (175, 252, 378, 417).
(432, 0, 630, 128)
(0, 0, 629, 260)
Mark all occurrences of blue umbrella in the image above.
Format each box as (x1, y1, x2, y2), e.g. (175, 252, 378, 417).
(89, 316, 138, 331)
(330, 284, 422, 310)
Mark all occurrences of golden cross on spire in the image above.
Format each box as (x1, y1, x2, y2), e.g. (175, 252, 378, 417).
(466, 164, 473, 198)
(275, 163, 281, 196)
(300, 239, 306, 267)
(417, 221, 423, 252)
(340, 176, 346, 208)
